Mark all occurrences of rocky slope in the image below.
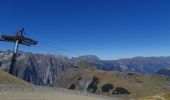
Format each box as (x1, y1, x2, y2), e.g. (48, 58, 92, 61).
(0, 71, 120, 100)
(54, 70, 170, 99)
(0, 51, 72, 85)
(1, 51, 170, 86)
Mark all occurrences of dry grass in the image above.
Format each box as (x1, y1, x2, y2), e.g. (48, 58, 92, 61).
(0, 70, 32, 87)
(0, 70, 118, 100)
(0, 70, 169, 100)
(138, 92, 170, 100)
(164, 92, 170, 99)
(56, 70, 170, 99)
(0, 91, 112, 100)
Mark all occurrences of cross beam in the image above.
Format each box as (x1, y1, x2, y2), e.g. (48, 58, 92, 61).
(0, 28, 37, 46)
(0, 28, 38, 75)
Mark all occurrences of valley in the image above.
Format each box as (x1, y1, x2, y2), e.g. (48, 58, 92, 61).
(0, 51, 170, 100)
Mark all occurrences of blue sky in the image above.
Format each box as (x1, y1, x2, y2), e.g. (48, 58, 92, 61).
(0, 0, 170, 60)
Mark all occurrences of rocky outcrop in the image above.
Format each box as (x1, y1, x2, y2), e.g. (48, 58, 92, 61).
(0, 51, 72, 85)
(68, 77, 92, 91)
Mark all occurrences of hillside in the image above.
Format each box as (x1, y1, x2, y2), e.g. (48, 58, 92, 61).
(1, 51, 170, 86)
(138, 92, 170, 100)
(54, 70, 170, 99)
(0, 91, 115, 100)
(0, 53, 170, 100)
(0, 70, 32, 87)
(0, 70, 120, 100)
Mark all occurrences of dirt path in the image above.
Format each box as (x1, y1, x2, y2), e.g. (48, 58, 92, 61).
(0, 91, 120, 100)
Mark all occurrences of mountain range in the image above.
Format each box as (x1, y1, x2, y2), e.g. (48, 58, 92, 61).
(0, 50, 170, 86)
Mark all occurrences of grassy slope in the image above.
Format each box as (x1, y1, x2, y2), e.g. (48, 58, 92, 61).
(0, 91, 115, 100)
(0, 70, 116, 100)
(0, 70, 32, 87)
(55, 69, 170, 99)
(138, 92, 170, 100)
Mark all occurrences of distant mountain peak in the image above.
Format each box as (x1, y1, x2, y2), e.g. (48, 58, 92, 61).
(72, 55, 100, 62)
(77, 55, 100, 59)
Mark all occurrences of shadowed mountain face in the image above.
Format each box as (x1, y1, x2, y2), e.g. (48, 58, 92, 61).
(156, 69, 170, 76)
(0, 51, 72, 85)
(0, 51, 170, 85)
